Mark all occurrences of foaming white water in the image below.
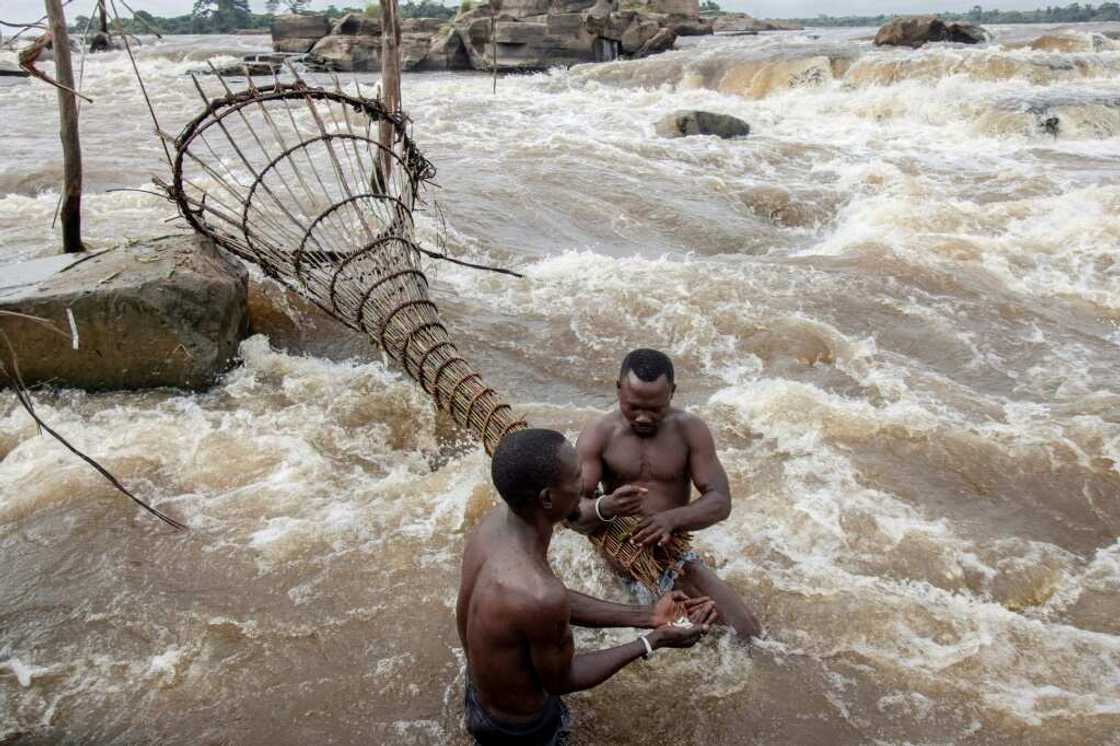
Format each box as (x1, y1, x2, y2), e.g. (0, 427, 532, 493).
(2, 26, 1120, 745)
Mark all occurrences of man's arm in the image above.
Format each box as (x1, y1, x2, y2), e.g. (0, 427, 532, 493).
(632, 416, 732, 546)
(528, 590, 702, 695)
(566, 420, 609, 534)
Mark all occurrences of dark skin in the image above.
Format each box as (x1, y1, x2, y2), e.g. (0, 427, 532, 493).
(457, 442, 718, 722)
(570, 372, 763, 640)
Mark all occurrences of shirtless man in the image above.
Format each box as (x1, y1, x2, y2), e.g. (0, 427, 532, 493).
(569, 349, 762, 640)
(457, 428, 716, 745)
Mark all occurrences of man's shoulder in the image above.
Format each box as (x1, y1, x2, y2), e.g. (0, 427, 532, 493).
(499, 570, 569, 621)
(579, 409, 623, 445)
(669, 408, 715, 441)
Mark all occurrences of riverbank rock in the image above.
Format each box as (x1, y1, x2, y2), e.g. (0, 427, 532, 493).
(711, 13, 801, 33)
(0, 236, 248, 391)
(655, 110, 750, 138)
(271, 13, 331, 53)
(0, 62, 29, 77)
(417, 25, 472, 70)
(636, 27, 676, 57)
(873, 16, 988, 48)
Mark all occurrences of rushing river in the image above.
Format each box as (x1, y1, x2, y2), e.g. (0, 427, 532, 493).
(2, 23, 1120, 745)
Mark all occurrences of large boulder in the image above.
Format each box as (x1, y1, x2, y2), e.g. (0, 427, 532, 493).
(0, 236, 248, 391)
(873, 15, 988, 48)
(307, 33, 379, 71)
(668, 17, 712, 36)
(655, 110, 750, 138)
(417, 26, 473, 70)
(635, 26, 676, 57)
(331, 12, 380, 35)
(271, 13, 331, 53)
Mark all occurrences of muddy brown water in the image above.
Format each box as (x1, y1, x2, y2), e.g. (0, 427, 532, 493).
(2, 24, 1119, 745)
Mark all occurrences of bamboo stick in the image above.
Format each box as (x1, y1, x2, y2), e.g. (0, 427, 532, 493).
(44, 0, 84, 253)
(379, 0, 401, 182)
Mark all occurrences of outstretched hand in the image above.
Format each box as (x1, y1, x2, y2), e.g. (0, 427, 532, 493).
(650, 591, 717, 633)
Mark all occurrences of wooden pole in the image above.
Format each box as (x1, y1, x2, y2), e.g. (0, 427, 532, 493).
(44, 0, 84, 253)
(379, 0, 401, 183)
(97, 0, 108, 34)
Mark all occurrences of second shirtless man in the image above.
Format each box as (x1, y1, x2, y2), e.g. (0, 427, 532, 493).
(569, 348, 762, 640)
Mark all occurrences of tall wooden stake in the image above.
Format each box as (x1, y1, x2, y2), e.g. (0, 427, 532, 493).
(379, 0, 401, 183)
(97, 0, 109, 34)
(45, 0, 84, 253)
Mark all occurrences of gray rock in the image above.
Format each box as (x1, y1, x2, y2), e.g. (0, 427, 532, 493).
(668, 18, 712, 36)
(621, 18, 660, 53)
(416, 26, 473, 70)
(0, 62, 29, 77)
(873, 15, 988, 48)
(196, 61, 280, 77)
(655, 110, 750, 139)
(331, 12, 381, 36)
(636, 27, 676, 57)
(271, 13, 331, 53)
(0, 236, 248, 391)
(307, 33, 379, 71)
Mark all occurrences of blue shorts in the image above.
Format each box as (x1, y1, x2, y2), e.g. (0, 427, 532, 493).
(622, 551, 700, 605)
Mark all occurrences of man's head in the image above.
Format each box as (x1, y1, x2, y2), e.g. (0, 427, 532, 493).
(617, 348, 676, 437)
(491, 429, 581, 523)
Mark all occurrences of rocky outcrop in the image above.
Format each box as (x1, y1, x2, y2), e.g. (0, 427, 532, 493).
(301, 1, 699, 73)
(636, 27, 676, 57)
(712, 13, 802, 33)
(417, 25, 473, 70)
(305, 13, 461, 72)
(452, 0, 701, 71)
(654, 110, 750, 138)
(271, 13, 331, 54)
(0, 236, 248, 391)
(873, 15, 988, 48)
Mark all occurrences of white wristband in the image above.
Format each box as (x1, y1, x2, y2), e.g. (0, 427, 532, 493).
(594, 495, 614, 522)
(638, 634, 654, 659)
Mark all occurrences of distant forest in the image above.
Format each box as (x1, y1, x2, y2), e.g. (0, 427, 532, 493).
(71, 0, 454, 35)
(68, 0, 1120, 35)
(783, 2, 1120, 27)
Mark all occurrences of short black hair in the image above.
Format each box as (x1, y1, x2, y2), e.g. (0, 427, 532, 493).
(619, 348, 674, 385)
(491, 429, 569, 511)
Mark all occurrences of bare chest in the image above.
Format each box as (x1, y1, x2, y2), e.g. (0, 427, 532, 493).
(601, 432, 690, 486)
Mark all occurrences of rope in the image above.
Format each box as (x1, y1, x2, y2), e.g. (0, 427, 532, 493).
(109, 0, 172, 169)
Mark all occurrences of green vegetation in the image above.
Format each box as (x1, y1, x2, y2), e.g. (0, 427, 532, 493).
(71, 0, 456, 34)
(781, 2, 1120, 27)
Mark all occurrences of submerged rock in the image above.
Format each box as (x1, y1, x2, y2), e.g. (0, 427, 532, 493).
(0, 62, 29, 77)
(873, 15, 988, 48)
(0, 236, 248, 391)
(655, 110, 750, 138)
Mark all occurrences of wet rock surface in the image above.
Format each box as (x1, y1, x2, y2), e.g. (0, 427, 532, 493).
(874, 15, 989, 48)
(654, 110, 750, 138)
(0, 236, 248, 391)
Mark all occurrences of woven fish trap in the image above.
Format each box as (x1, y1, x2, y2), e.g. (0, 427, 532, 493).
(165, 76, 524, 454)
(591, 515, 693, 593)
(165, 75, 690, 585)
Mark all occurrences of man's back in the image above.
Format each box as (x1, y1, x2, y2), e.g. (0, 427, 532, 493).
(457, 509, 564, 720)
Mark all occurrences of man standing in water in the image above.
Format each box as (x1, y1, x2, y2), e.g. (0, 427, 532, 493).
(569, 349, 762, 640)
(458, 428, 715, 745)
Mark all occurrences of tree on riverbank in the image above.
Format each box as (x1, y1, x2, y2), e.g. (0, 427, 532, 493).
(784, 1, 1120, 26)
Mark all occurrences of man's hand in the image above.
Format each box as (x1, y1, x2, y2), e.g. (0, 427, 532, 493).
(631, 511, 678, 546)
(600, 485, 647, 519)
(647, 624, 703, 650)
(650, 591, 718, 632)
